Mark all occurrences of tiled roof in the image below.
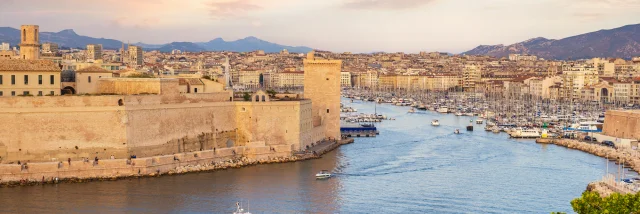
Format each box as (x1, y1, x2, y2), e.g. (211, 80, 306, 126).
(76, 65, 111, 73)
(0, 59, 61, 71)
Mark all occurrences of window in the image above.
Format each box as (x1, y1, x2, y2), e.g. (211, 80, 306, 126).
(50, 75, 54, 84)
(0, 75, 2, 85)
(88, 76, 91, 83)
(22, 29, 26, 41)
(24, 75, 28, 85)
(0, 91, 3, 96)
(38, 75, 42, 85)
(23, 91, 29, 96)
(35, 29, 37, 41)
(11, 75, 15, 85)
(38, 91, 42, 96)
(50, 91, 54, 95)
(194, 88, 198, 93)
(327, 109, 330, 113)
(11, 91, 15, 96)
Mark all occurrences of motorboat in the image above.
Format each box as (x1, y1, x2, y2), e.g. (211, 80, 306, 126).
(431, 120, 440, 126)
(316, 170, 332, 179)
(437, 107, 448, 113)
(454, 112, 463, 116)
(454, 129, 460, 134)
(476, 119, 484, 124)
(509, 128, 541, 138)
(562, 122, 603, 133)
(492, 126, 501, 133)
(408, 107, 416, 113)
(233, 202, 252, 214)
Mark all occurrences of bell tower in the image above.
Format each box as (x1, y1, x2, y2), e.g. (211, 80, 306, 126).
(19, 25, 40, 60)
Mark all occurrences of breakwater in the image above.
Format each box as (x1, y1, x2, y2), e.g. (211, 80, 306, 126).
(537, 139, 640, 173)
(0, 139, 354, 187)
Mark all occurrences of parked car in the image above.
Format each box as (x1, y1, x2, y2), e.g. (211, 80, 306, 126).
(603, 140, 615, 147)
(584, 136, 592, 141)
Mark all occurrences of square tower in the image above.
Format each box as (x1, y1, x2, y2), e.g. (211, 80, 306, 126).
(19, 25, 40, 60)
(303, 51, 342, 140)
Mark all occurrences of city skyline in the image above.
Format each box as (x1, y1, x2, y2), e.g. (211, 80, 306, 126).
(1, 0, 639, 53)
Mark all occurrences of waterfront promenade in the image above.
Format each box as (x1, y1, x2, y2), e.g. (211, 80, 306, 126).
(0, 139, 353, 187)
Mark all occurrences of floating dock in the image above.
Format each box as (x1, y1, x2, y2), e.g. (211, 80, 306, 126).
(341, 126, 379, 138)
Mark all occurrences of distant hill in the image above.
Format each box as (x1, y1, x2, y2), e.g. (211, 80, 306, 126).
(196, 36, 313, 53)
(463, 23, 640, 60)
(0, 27, 313, 53)
(156, 42, 206, 53)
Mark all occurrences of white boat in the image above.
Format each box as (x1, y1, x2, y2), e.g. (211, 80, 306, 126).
(233, 202, 252, 214)
(454, 129, 460, 134)
(476, 119, 484, 124)
(408, 108, 416, 113)
(437, 107, 448, 113)
(509, 128, 541, 138)
(431, 120, 440, 126)
(315, 170, 332, 179)
(454, 112, 463, 116)
(492, 126, 501, 133)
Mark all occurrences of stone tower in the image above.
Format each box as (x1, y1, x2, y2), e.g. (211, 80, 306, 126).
(19, 25, 40, 60)
(303, 51, 342, 140)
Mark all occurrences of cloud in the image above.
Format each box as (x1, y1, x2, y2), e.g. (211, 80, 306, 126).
(342, 0, 438, 10)
(205, 0, 263, 19)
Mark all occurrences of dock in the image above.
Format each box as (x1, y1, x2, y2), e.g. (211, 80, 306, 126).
(341, 126, 379, 138)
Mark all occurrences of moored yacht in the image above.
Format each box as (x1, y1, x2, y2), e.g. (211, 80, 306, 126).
(431, 120, 440, 126)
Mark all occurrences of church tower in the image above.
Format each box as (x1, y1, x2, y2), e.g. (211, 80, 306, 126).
(303, 51, 342, 140)
(19, 25, 40, 60)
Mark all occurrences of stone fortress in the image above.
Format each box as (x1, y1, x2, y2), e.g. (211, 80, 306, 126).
(0, 25, 342, 164)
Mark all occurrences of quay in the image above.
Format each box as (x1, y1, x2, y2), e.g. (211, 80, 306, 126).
(0, 138, 354, 187)
(341, 126, 379, 138)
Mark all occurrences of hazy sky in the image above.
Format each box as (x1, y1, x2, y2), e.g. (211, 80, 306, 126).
(1, 0, 639, 53)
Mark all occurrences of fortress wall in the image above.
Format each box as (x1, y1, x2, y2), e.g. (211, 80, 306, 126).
(124, 102, 238, 157)
(0, 96, 124, 108)
(603, 110, 640, 139)
(235, 101, 308, 150)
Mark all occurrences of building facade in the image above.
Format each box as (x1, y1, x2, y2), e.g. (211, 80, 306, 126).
(0, 59, 61, 96)
(19, 25, 40, 60)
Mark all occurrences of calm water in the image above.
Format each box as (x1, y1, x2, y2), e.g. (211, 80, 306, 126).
(1, 99, 637, 213)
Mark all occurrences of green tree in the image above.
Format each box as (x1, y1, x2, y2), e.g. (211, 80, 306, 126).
(243, 92, 251, 101)
(266, 89, 277, 97)
(569, 191, 640, 214)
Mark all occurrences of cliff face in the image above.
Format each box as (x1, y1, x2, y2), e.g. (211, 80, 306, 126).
(464, 24, 640, 60)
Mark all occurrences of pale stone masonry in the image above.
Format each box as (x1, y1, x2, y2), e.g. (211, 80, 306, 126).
(303, 51, 342, 140)
(0, 59, 61, 96)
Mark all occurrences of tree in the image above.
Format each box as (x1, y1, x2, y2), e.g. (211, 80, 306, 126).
(266, 89, 277, 97)
(569, 191, 640, 214)
(243, 92, 251, 101)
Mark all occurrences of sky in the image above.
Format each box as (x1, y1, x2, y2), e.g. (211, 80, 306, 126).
(1, 0, 639, 53)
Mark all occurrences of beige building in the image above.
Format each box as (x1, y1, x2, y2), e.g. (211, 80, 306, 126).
(561, 64, 599, 100)
(41, 43, 59, 54)
(463, 65, 481, 91)
(0, 59, 61, 96)
(276, 71, 304, 88)
(19, 25, 40, 60)
(86, 44, 103, 61)
(528, 76, 561, 99)
(340, 71, 352, 88)
(75, 66, 113, 94)
(128, 45, 143, 67)
(238, 69, 262, 89)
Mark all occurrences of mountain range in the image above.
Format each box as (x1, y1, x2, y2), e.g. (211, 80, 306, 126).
(463, 23, 640, 60)
(0, 27, 313, 53)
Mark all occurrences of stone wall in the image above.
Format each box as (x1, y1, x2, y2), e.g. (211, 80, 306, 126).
(0, 145, 293, 183)
(0, 94, 314, 163)
(603, 110, 640, 140)
(97, 78, 179, 95)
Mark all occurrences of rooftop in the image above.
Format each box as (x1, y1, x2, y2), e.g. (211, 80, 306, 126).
(0, 59, 61, 71)
(76, 65, 111, 73)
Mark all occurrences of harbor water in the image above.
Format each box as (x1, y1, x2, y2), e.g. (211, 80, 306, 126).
(0, 98, 636, 213)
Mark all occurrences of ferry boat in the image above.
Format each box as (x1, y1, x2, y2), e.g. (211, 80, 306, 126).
(562, 122, 603, 133)
(509, 128, 541, 138)
(437, 107, 448, 113)
(431, 120, 440, 126)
